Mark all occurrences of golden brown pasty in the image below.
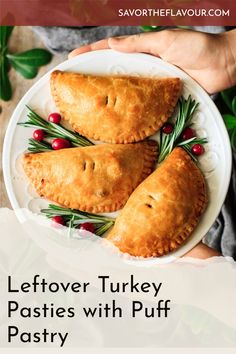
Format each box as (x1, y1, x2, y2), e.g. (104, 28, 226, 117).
(22, 141, 157, 213)
(107, 148, 207, 257)
(51, 71, 182, 143)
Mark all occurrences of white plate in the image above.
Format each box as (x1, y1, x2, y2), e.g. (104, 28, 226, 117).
(2, 49, 232, 264)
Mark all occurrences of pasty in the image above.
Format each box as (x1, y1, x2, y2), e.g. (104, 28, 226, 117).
(51, 71, 182, 143)
(22, 141, 157, 213)
(107, 148, 207, 257)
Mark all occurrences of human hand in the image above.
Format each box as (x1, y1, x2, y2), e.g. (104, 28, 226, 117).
(69, 28, 236, 94)
(183, 242, 221, 259)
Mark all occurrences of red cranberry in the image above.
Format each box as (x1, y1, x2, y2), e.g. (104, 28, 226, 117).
(33, 129, 45, 141)
(191, 144, 205, 156)
(51, 215, 65, 227)
(162, 123, 173, 134)
(52, 138, 71, 150)
(48, 112, 62, 124)
(181, 127, 196, 140)
(79, 222, 95, 233)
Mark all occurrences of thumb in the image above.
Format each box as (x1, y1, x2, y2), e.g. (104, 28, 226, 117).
(108, 31, 173, 56)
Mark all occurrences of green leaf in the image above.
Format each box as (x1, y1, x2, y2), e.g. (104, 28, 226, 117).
(5, 57, 11, 72)
(176, 26, 190, 29)
(0, 26, 14, 49)
(232, 97, 236, 116)
(140, 26, 164, 32)
(7, 48, 52, 67)
(221, 90, 232, 111)
(230, 127, 236, 151)
(220, 88, 236, 112)
(222, 114, 236, 130)
(0, 56, 12, 101)
(9, 59, 38, 79)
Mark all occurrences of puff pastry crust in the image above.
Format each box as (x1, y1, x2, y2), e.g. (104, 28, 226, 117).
(107, 148, 207, 257)
(22, 141, 157, 213)
(51, 71, 182, 143)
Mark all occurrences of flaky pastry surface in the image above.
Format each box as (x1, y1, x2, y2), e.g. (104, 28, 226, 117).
(22, 141, 157, 213)
(51, 71, 182, 143)
(107, 148, 207, 257)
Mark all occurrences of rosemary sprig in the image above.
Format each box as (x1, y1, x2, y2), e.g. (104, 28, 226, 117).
(178, 137, 208, 162)
(41, 204, 115, 237)
(28, 138, 52, 153)
(158, 95, 202, 163)
(18, 106, 93, 148)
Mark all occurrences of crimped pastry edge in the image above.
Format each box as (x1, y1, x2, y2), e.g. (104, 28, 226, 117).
(107, 147, 208, 257)
(22, 140, 158, 213)
(50, 70, 182, 144)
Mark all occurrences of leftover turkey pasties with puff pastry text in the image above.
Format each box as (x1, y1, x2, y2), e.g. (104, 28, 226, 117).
(51, 71, 182, 143)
